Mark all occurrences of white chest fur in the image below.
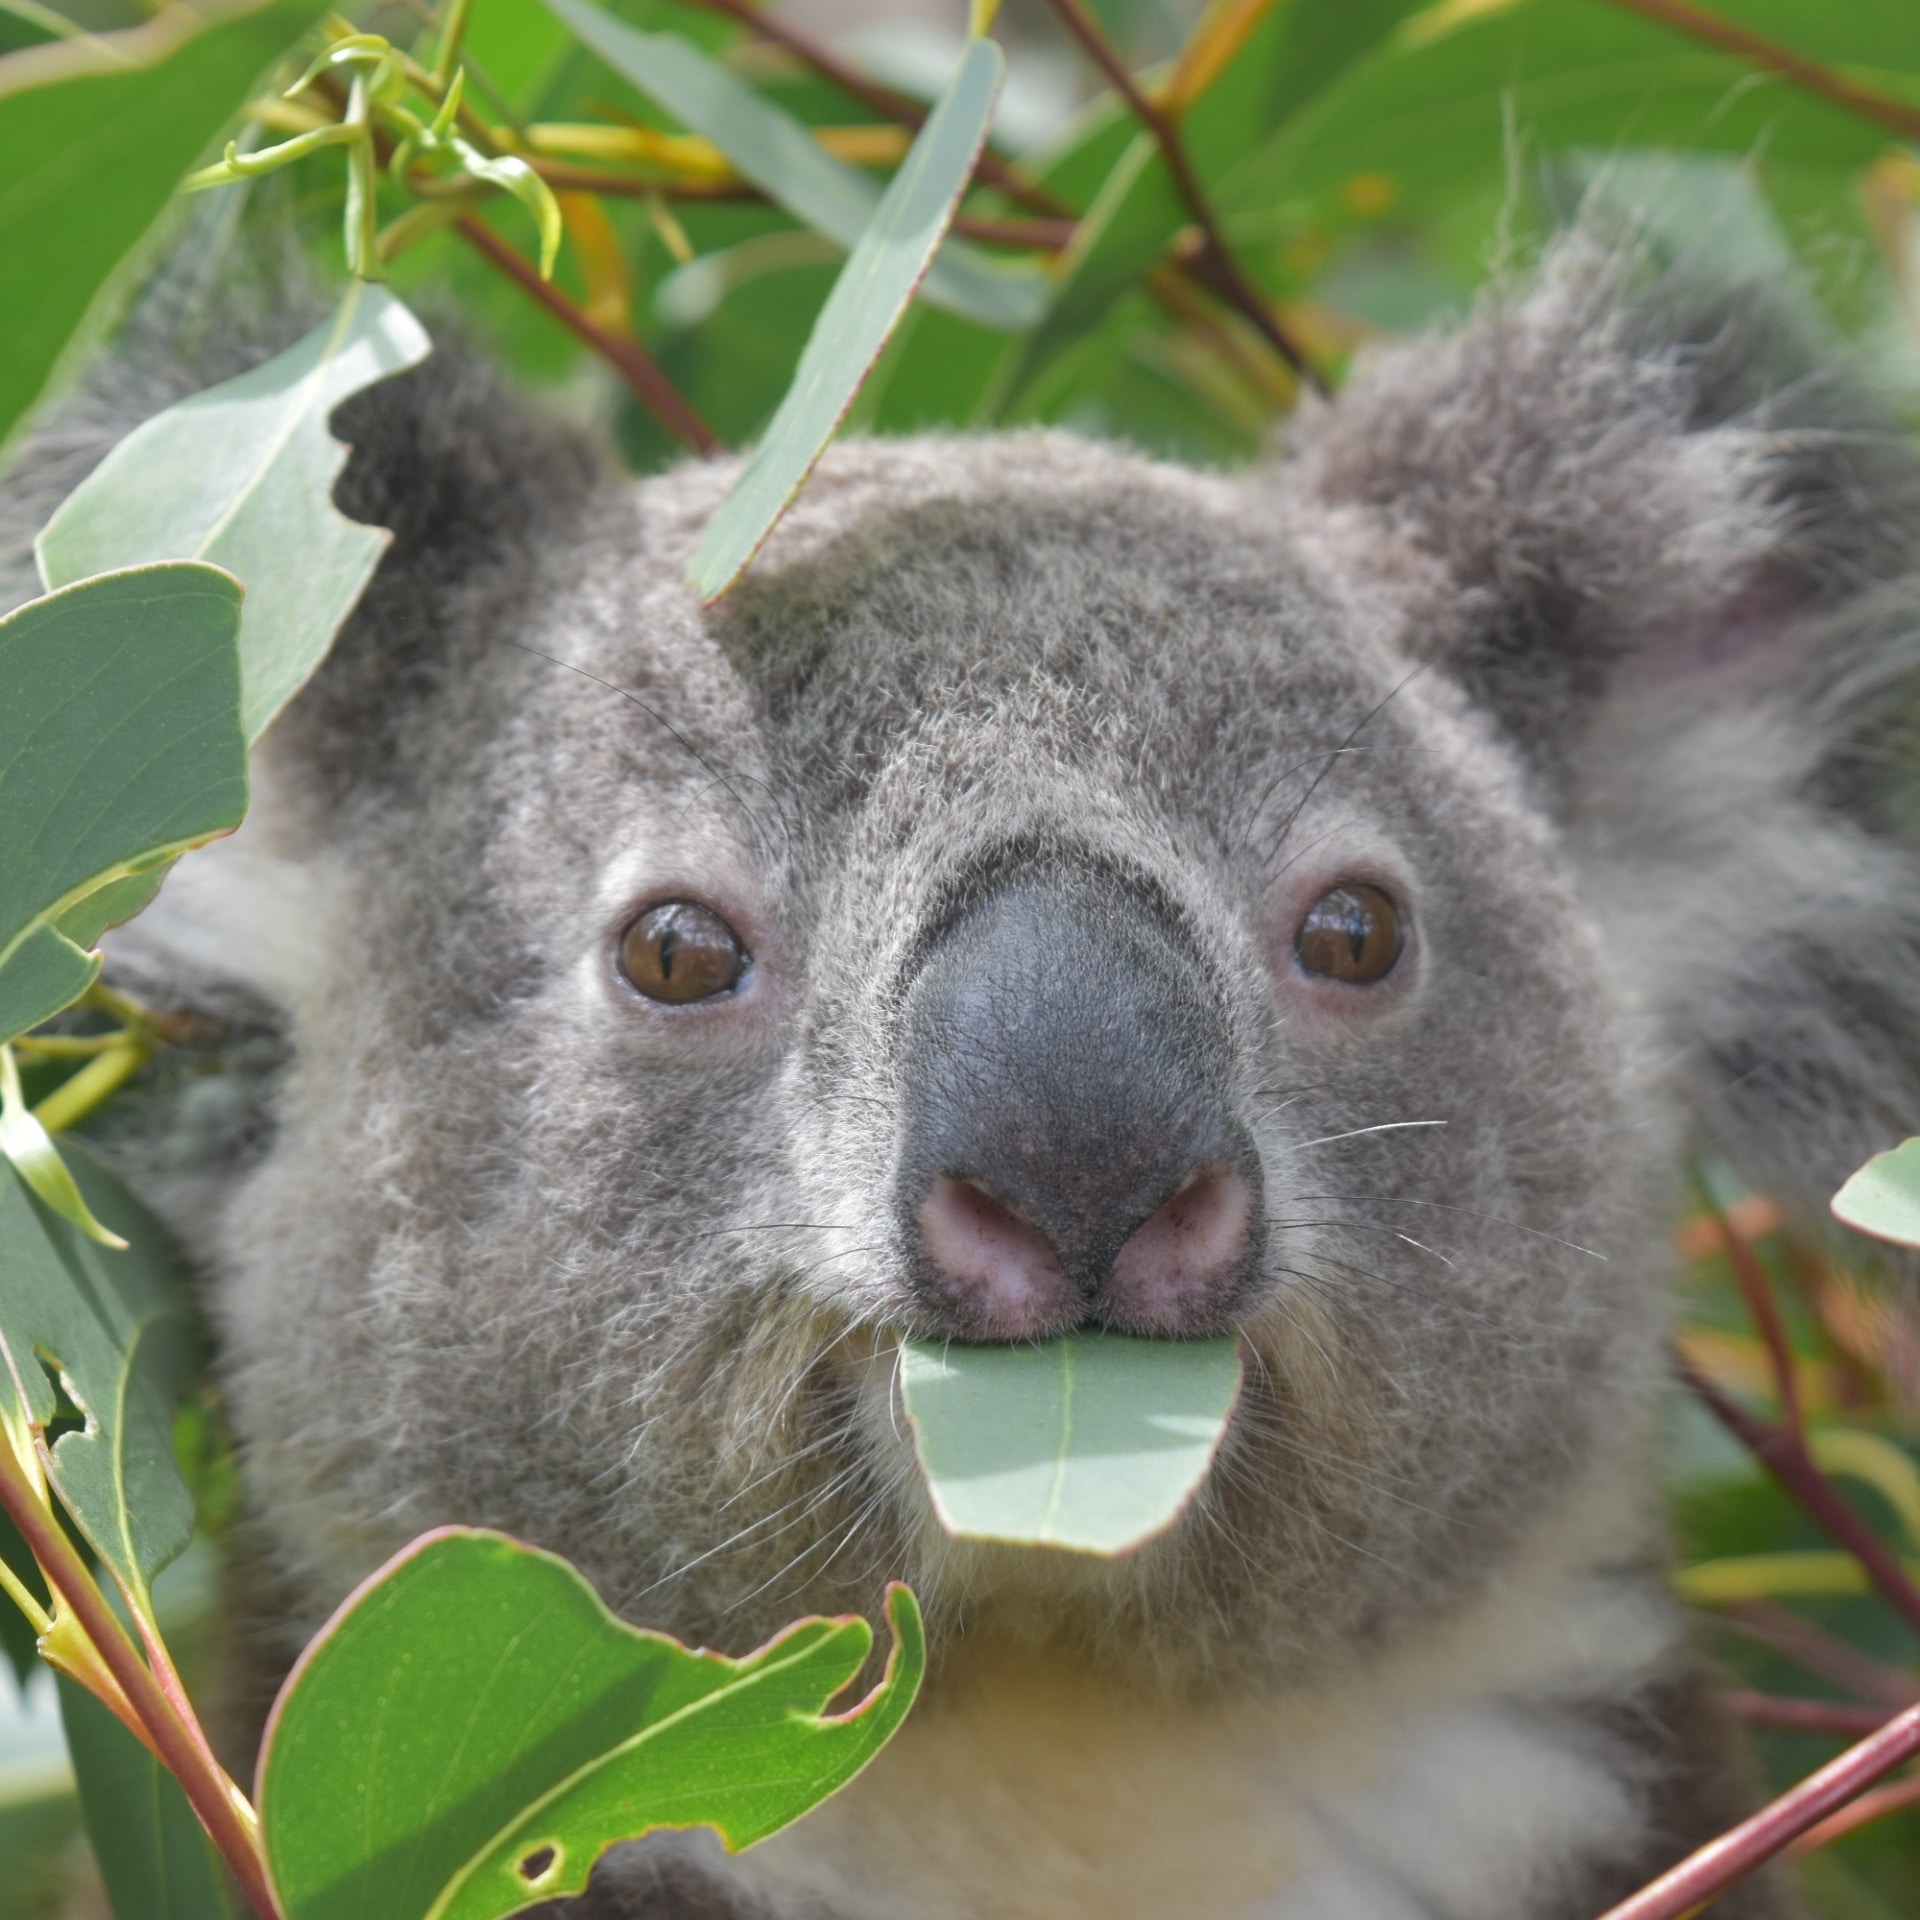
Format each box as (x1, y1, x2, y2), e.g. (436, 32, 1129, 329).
(724, 1483, 1680, 1920)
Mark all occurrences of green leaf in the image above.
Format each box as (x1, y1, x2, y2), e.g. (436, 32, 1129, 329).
(689, 38, 1004, 601)
(1833, 1137, 1920, 1251)
(0, 1146, 206, 1615)
(258, 1528, 924, 1920)
(37, 282, 431, 743)
(0, 1049, 123, 1249)
(0, 0, 335, 451)
(0, 563, 248, 1047)
(57, 1677, 233, 1920)
(899, 1331, 1244, 1556)
(532, 0, 1043, 331)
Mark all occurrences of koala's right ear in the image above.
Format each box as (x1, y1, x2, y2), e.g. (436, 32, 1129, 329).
(1286, 234, 1920, 1230)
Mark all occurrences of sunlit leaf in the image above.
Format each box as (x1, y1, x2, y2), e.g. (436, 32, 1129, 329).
(58, 1677, 233, 1920)
(1833, 1137, 1920, 1251)
(37, 282, 430, 743)
(900, 1332, 1244, 1556)
(259, 1528, 924, 1920)
(533, 0, 1043, 331)
(0, 1050, 123, 1249)
(0, 0, 334, 451)
(0, 1147, 206, 1616)
(0, 564, 247, 1048)
(689, 37, 1005, 601)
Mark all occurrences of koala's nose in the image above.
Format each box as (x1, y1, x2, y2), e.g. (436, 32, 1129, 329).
(894, 876, 1262, 1339)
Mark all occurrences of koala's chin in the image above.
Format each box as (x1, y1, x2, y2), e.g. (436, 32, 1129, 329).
(27, 229, 1920, 1919)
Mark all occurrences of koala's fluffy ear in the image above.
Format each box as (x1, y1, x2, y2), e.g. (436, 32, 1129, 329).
(1289, 234, 1920, 1228)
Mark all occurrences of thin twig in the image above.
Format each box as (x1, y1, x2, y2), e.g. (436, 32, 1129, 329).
(1682, 1358, 1920, 1642)
(0, 1447, 277, 1919)
(1790, 1771, 1920, 1852)
(1718, 1602, 1920, 1711)
(1601, 0, 1920, 145)
(682, 0, 1071, 218)
(1723, 1691, 1897, 1738)
(1039, 0, 1323, 391)
(455, 215, 721, 454)
(1596, 1701, 1920, 1919)
(1697, 1177, 1803, 1433)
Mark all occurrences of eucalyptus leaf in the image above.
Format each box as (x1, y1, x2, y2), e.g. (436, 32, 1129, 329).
(690, 37, 1004, 601)
(0, 564, 248, 1047)
(258, 1528, 924, 1920)
(1833, 1137, 1920, 1251)
(0, 1147, 206, 1616)
(38, 282, 430, 742)
(58, 1677, 233, 1920)
(900, 1331, 1244, 1556)
(0, 0, 333, 450)
(533, 0, 1043, 331)
(0, 1050, 123, 1249)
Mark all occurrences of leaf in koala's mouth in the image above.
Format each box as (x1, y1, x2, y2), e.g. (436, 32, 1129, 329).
(899, 1332, 1244, 1556)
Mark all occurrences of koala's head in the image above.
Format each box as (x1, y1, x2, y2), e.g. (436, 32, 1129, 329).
(100, 237, 1920, 1686)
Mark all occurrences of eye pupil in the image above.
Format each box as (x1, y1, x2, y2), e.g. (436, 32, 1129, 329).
(1294, 883, 1403, 986)
(619, 901, 748, 1004)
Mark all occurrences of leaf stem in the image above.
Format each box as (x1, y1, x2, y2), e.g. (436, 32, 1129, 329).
(1600, 0, 1920, 145)
(30, 1035, 151, 1136)
(1722, 1691, 1897, 1737)
(0, 1444, 278, 1918)
(1692, 1175, 1803, 1434)
(1681, 1358, 1920, 1640)
(1595, 1701, 1920, 1918)
(1037, 0, 1322, 390)
(454, 215, 721, 454)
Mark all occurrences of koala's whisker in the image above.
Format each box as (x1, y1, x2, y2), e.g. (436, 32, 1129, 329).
(676, 1220, 853, 1243)
(1282, 1119, 1448, 1154)
(1291, 1193, 1609, 1259)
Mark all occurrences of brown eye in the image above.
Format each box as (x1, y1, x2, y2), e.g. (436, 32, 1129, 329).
(619, 901, 749, 1003)
(1293, 883, 1403, 985)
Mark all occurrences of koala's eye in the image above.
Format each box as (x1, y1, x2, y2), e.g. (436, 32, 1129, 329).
(1293, 883, 1403, 985)
(619, 901, 749, 1003)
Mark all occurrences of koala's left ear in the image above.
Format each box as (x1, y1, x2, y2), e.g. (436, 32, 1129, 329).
(1285, 234, 1920, 1229)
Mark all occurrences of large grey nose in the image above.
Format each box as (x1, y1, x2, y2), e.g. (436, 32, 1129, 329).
(894, 875, 1262, 1339)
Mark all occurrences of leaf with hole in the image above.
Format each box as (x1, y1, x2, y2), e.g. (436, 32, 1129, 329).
(1833, 1138, 1920, 1252)
(0, 1146, 206, 1618)
(0, 0, 333, 451)
(38, 281, 430, 743)
(689, 35, 1006, 601)
(0, 563, 248, 1049)
(533, 0, 1042, 331)
(900, 1331, 1244, 1555)
(258, 1528, 923, 1920)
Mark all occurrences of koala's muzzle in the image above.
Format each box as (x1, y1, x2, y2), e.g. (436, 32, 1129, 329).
(895, 875, 1262, 1339)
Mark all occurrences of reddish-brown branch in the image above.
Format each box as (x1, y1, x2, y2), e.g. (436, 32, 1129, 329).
(1037, 0, 1323, 391)
(1681, 1359, 1920, 1641)
(1700, 1181, 1803, 1433)
(1719, 1602, 1920, 1711)
(1596, 1701, 1920, 1918)
(1601, 0, 1920, 146)
(683, 0, 1071, 218)
(0, 1450, 279, 1919)
(455, 215, 721, 455)
(1790, 1771, 1920, 1852)
(1723, 1691, 1898, 1738)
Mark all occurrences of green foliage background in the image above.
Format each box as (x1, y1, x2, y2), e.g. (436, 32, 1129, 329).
(3, 0, 1920, 1915)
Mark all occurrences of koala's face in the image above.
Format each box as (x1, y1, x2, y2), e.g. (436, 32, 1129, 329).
(199, 425, 1675, 1684)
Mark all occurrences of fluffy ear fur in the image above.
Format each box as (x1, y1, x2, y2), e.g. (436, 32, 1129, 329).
(1289, 234, 1920, 1228)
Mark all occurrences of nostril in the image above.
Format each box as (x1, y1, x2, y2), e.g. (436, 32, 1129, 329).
(915, 1176, 1077, 1340)
(1105, 1165, 1254, 1336)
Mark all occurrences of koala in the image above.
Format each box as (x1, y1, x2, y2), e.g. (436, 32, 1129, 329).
(9, 229, 1920, 1920)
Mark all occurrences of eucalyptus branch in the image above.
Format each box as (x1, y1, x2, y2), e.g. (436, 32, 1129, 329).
(1722, 1692, 1897, 1737)
(1601, 0, 1920, 145)
(0, 1439, 278, 1920)
(681, 0, 1070, 219)
(455, 215, 721, 454)
(1791, 1772, 1920, 1852)
(1596, 1701, 1920, 1918)
(1682, 1358, 1920, 1640)
(1693, 1176, 1804, 1434)
(1038, 0, 1322, 392)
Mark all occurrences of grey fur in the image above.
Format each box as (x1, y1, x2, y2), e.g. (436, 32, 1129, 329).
(16, 230, 1917, 1917)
